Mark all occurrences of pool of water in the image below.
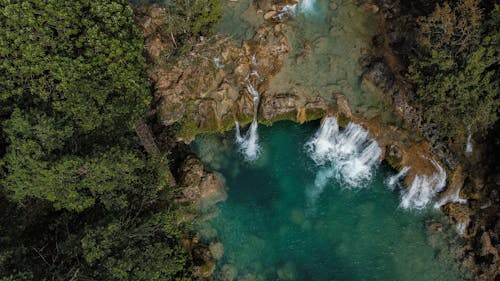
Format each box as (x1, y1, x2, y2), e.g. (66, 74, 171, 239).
(193, 120, 470, 281)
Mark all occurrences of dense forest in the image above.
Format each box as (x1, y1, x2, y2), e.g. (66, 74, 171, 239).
(0, 0, 498, 280)
(407, 0, 499, 143)
(0, 0, 220, 280)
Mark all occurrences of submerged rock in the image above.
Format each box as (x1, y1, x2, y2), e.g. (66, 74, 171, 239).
(180, 155, 227, 209)
(276, 261, 298, 281)
(209, 242, 224, 260)
(221, 264, 238, 281)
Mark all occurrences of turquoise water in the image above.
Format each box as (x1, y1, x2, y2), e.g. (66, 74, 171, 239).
(193, 120, 469, 281)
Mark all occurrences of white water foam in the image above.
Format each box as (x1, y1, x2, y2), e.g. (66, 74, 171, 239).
(299, 0, 316, 15)
(399, 160, 447, 210)
(305, 117, 382, 189)
(387, 166, 411, 190)
(235, 82, 261, 161)
(274, 4, 297, 21)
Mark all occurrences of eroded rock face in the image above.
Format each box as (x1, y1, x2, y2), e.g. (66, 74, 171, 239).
(137, 4, 330, 141)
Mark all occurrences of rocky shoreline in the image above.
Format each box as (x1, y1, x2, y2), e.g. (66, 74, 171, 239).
(368, 1, 499, 279)
(135, 1, 498, 280)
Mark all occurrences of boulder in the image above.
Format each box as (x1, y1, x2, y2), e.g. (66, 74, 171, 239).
(180, 156, 227, 208)
(264, 10, 278, 21)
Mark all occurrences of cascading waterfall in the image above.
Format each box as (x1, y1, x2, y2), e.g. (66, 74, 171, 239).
(399, 160, 446, 210)
(235, 82, 261, 161)
(251, 54, 258, 66)
(251, 70, 263, 82)
(305, 117, 382, 192)
(465, 125, 473, 154)
(456, 221, 468, 236)
(387, 166, 411, 190)
(213, 57, 223, 69)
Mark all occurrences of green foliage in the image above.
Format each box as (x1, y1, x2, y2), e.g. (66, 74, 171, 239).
(165, 0, 222, 37)
(158, 0, 223, 59)
(408, 0, 500, 140)
(0, 0, 194, 280)
(0, 0, 151, 209)
(82, 212, 191, 280)
(0, 0, 150, 132)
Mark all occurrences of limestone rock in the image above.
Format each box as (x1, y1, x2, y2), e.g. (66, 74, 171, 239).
(260, 93, 299, 121)
(264, 10, 277, 21)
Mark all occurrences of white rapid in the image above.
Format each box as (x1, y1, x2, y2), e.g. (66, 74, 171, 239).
(305, 117, 382, 189)
(399, 160, 447, 210)
(387, 166, 411, 190)
(235, 82, 261, 161)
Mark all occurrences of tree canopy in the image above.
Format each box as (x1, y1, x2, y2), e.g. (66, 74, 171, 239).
(0, 0, 219, 279)
(408, 0, 500, 141)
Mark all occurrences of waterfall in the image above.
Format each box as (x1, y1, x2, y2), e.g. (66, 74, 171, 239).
(465, 125, 473, 154)
(305, 117, 382, 188)
(251, 70, 263, 82)
(299, 0, 316, 14)
(387, 166, 410, 190)
(456, 222, 467, 236)
(399, 160, 446, 210)
(252, 54, 258, 66)
(235, 82, 261, 161)
(213, 57, 223, 69)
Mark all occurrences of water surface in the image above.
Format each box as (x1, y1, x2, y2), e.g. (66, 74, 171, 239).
(193, 120, 469, 281)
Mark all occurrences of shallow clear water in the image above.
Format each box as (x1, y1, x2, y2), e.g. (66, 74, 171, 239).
(193, 120, 469, 281)
(267, 0, 386, 120)
(217, 0, 263, 44)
